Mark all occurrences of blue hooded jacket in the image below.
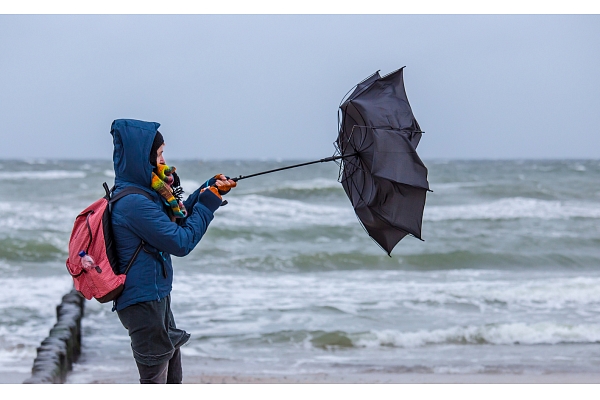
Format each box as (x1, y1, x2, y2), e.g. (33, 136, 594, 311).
(110, 119, 222, 311)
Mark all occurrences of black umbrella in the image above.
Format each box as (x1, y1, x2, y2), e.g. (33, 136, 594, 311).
(229, 68, 429, 255)
(335, 68, 429, 254)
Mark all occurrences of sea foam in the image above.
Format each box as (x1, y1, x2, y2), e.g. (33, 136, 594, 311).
(0, 276, 73, 369)
(0, 201, 75, 231)
(359, 322, 600, 348)
(6, 170, 86, 180)
(424, 197, 600, 221)
(216, 194, 356, 228)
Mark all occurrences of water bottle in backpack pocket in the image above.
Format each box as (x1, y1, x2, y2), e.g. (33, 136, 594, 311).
(79, 251, 102, 273)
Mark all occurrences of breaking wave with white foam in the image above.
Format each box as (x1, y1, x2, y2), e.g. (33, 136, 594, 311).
(7, 170, 86, 180)
(217, 194, 356, 228)
(359, 322, 600, 348)
(425, 197, 600, 221)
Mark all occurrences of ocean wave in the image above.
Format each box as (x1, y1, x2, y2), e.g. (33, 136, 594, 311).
(396, 250, 600, 270)
(216, 194, 356, 228)
(0, 276, 73, 324)
(260, 178, 344, 197)
(22, 159, 50, 165)
(361, 275, 600, 312)
(360, 323, 600, 347)
(0, 202, 75, 232)
(429, 182, 487, 192)
(6, 170, 86, 180)
(245, 322, 600, 350)
(0, 276, 73, 367)
(274, 178, 342, 191)
(452, 276, 600, 310)
(218, 177, 344, 198)
(185, 242, 600, 272)
(424, 197, 600, 221)
(180, 179, 201, 192)
(0, 237, 66, 262)
(191, 251, 397, 272)
(175, 271, 600, 318)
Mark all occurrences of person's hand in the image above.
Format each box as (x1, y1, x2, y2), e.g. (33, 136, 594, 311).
(202, 174, 237, 195)
(214, 174, 237, 195)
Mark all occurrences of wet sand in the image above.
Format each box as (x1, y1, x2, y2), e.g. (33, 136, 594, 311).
(184, 372, 600, 384)
(60, 357, 600, 384)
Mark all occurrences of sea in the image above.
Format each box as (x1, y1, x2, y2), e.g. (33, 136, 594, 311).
(2, 158, 600, 383)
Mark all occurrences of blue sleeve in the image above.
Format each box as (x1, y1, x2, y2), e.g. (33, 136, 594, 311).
(182, 187, 202, 211)
(183, 175, 230, 210)
(183, 176, 230, 210)
(117, 190, 222, 257)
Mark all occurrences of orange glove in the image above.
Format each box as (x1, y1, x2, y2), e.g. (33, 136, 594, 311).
(202, 174, 236, 194)
(214, 175, 237, 195)
(200, 174, 237, 200)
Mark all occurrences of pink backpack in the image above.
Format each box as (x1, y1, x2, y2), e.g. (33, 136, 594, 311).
(65, 183, 152, 303)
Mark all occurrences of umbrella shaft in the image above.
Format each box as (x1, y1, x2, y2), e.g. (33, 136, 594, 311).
(232, 154, 355, 182)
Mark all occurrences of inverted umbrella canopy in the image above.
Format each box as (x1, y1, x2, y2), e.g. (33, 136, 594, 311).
(336, 67, 429, 255)
(230, 67, 428, 256)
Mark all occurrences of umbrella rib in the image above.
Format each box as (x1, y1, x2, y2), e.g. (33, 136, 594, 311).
(347, 162, 371, 207)
(338, 89, 356, 108)
(347, 125, 375, 158)
(352, 104, 369, 131)
(338, 155, 367, 184)
(337, 124, 363, 183)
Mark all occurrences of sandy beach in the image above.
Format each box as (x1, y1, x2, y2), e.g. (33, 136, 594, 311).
(12, 367, 592, 384)
(65, 354, 600, 384)
(184, 372, 600, 384)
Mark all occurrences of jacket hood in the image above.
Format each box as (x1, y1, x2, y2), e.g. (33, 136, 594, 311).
(111, 119, 160, 189)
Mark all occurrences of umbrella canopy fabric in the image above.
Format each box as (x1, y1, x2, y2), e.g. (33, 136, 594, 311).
(337, 68, 429, 255)
(339, 68, 423, 148)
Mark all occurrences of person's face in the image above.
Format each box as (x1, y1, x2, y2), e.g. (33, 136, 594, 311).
(156, 144, 165, 165)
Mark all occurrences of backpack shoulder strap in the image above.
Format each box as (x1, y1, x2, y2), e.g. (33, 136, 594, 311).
(102, 183, 154, 276)
(123, 240, 145, 275)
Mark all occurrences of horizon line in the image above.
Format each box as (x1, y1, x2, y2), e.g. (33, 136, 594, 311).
(2, 156, 600, 162)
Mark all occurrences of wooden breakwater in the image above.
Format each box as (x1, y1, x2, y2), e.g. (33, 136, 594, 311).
(23, 289, 85, 384)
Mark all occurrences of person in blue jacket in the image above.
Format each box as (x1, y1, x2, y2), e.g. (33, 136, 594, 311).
(109, 119, 235, 384)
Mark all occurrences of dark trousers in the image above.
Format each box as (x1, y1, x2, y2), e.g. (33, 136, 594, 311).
(136, 348, 182, 384)
(117, 295, 190, 384)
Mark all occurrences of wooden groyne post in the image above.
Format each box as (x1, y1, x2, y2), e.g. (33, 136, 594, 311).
(23, 289, 85, 384)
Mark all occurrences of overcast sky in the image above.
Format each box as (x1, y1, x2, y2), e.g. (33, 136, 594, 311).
(1, 14, 599, 160)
